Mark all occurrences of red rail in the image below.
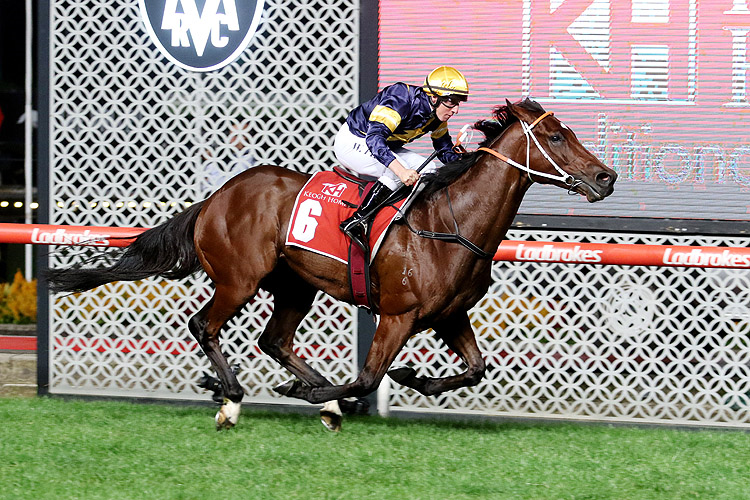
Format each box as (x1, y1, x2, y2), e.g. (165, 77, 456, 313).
(2, 222, 750, 269)
(0, 335, 36, 351)
(3, 223, 748, 354)
(494, 240, 750, 269)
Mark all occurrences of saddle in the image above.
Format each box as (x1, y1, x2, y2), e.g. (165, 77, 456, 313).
(285, 168, 490, 311)
(284, 169, 411, 312)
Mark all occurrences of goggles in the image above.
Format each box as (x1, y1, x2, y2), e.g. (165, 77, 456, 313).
(440, 96, 464, 109)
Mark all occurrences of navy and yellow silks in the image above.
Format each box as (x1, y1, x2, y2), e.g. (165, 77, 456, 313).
(344, 83, 460, 168)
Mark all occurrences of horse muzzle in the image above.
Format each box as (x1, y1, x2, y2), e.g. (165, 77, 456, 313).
(576, 165, 617, 202)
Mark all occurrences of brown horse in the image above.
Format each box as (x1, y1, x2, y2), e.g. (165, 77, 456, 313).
(47, 99, 616, 430)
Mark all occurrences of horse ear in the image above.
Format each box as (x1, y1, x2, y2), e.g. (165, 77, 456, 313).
(505, 99, 522, 120)
(506, 98, 536, 123)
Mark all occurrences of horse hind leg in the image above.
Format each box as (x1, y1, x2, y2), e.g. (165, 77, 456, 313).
(257, 268, 347, 431)
(388, 311, 486, 396)
(188, 284, 250, 430)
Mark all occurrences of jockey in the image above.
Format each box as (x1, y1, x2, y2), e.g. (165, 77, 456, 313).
(335, 66, 469, 251)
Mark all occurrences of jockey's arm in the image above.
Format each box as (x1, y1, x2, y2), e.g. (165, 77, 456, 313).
(431, 124, 461, 165)
(387, 158, 419, 186)
(363, 86, 421, 186)
(365, 121, 419, 187)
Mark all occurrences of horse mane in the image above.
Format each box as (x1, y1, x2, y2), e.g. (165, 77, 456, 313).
(421, 98, 545, 196)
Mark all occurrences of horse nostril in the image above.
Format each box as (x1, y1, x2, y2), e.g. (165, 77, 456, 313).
(596, 171, 613, 186)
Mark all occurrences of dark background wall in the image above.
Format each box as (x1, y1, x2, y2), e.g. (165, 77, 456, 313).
(0, 0, 34, 280)
(0, 0, 27, 166)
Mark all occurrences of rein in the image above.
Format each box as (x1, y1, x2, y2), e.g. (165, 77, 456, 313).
(404, 111, 581, 259)
(478, 111, 583, 194)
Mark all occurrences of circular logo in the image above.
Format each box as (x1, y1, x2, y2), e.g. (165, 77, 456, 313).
(139, 0, 265, 72)
(604, 283, 655, 337)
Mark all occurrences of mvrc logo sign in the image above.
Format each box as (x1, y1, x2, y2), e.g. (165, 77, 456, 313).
(139, 0, 264, 72)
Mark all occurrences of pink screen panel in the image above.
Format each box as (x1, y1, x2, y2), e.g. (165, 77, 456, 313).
(379, 0, 750, 221)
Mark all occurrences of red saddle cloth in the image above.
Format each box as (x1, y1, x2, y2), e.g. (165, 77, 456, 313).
(285, 171, 406, 264)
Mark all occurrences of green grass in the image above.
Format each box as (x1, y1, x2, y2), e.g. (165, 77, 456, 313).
(1, 397, 749, 500)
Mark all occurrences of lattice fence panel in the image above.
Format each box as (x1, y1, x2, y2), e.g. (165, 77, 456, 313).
(388, 230, 750, 428)
(46, 0, 750, 428)
(47, 0, 360, 402)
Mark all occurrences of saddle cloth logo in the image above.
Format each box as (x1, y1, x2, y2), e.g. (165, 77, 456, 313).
(285, 171, 406, 264)
(138, 0, 265, 72)
(321, 182, 347, 197)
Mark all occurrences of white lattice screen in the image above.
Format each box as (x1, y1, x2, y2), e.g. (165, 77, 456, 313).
(47, 0, 361, 402)
(387, 230, 750, 428)
(46, 1, 750, 428)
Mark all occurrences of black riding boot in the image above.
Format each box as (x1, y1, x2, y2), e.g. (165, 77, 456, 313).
(340, 181, 393, 251)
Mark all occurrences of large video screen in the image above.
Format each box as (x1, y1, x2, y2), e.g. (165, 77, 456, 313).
(379, 0, 750, 222)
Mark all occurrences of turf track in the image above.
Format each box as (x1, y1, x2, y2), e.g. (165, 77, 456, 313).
(1, 397, 749, 500)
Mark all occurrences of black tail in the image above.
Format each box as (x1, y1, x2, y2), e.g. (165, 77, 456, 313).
(45, 202, 206, 293)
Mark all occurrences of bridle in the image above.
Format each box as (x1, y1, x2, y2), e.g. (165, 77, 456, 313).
(402, 110, 585, 258)
(477, 111, 583, 194)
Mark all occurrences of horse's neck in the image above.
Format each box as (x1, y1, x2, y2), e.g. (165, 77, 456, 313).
(438, 141, 531, 253)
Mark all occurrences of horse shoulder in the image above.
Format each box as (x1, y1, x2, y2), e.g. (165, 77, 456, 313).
(372, 193, 496, 318)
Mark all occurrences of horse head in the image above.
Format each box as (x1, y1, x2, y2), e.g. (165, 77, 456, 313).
(484, 98, 617, 202)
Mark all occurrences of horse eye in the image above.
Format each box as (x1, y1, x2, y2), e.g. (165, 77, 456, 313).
(550, 133, 563, 144)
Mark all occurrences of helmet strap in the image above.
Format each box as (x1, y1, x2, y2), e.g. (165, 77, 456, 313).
(428, 94, 442, 111)
(424, 81, 443, 111)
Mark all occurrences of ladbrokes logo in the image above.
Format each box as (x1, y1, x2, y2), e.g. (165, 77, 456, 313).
(139, 0, 265, 72)
(514, 243, 603, 263)
(662, 248, 750, 268)
(31, 228, 111, 246)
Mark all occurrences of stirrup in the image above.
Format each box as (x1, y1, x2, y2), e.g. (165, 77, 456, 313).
(343, 224, 368, 254)
(340, 217, 365, 234)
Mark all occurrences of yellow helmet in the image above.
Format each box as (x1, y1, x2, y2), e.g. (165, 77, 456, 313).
(423, 66, 469, 102)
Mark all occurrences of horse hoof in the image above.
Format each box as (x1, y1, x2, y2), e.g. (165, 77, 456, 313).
(320, 410, 342, 432)
(273, 378, 299, 396)
(338, 397, 370, 416)
(215, 400, 241, 431)
(320, 400, 342, 432)
(388, 366, 416, 384)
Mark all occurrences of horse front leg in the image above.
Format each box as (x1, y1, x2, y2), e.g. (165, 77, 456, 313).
(388, 311, 486, 396)
(276, 313, 417, 404)
(257, 286, 342, 431)
(257, 280, 333, 388)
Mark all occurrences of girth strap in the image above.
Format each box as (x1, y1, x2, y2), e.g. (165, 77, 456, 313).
(415, 229, 495, 259)
(402, 187, 495, 260)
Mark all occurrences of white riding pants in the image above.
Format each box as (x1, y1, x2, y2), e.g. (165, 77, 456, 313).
(333, 123, 438, 191)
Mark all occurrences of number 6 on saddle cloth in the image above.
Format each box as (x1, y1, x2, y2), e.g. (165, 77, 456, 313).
(285, 167, 417, 310)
